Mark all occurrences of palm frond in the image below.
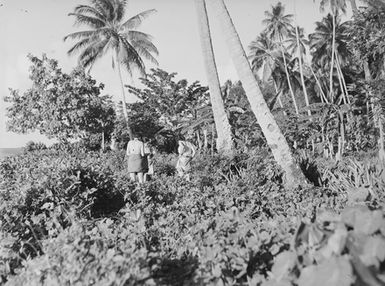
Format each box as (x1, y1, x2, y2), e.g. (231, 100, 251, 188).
(78, 37, 109, 68)
(119, 38, 146, 76)
(131, 44, 159, 66)
(68, 12, 106, 28)
(63, 29, 102, 42)
(73, 5, 106, 21)
(67, 38, 95, 55)
(120, 9, 156, 30)
(128, 31, 159, 54)
(113, 0, 127, 22)
(91, 0, 114, 21)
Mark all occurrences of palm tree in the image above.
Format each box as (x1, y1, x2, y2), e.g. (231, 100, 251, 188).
(209, 0, 308, 188)
(287, 26, 311, 116)
(262, 2, 299, 114)
(249, 32, 286, 109)
(194, 0, 233, 153)
(64, 0, 158, 139)
(317, 0, 347, 101)
(249, 32, 279, 82)
(309, 14, 351, 103)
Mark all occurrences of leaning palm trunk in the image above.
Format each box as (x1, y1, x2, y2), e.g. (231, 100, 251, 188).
(310, 65, 329, 103)
(334, 50, 350, 104)
(195, 0, 233, 153)
(295, 26, 311, 117)
(115, 52, 133, 139)
(335, 63, 347, 104)
(210, 0, 308, 188)
(273, 81, 287, 116)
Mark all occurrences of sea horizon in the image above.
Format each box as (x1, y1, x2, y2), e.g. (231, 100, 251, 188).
(0, 147, 23, 159)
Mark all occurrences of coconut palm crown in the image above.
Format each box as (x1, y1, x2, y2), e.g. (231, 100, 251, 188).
(262, 2, 293, 42)
(64, 0, 158, 75)
(309, 14, 351, 69)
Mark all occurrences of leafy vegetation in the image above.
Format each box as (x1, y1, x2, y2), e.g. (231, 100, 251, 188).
(5, 55, 115, 144)
(1, 147, 385, 285)
(3, 0, 385, 285)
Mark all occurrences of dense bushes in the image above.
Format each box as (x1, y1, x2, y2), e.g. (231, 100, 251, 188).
(1, 148, 385, 285)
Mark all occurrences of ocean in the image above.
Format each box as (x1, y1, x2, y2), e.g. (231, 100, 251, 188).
(0, 148, 23, 159)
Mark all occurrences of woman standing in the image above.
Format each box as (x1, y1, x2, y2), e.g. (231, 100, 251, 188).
(126, 136, 146, 183)
(176, 140, 196, 181)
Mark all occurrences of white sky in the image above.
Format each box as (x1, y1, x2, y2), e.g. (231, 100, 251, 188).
(0, 0, 352, 148)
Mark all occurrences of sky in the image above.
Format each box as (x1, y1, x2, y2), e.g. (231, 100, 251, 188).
(0, 0, 352, 148)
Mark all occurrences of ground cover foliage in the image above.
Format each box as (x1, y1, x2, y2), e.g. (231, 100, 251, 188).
(1, 147, 385, 286)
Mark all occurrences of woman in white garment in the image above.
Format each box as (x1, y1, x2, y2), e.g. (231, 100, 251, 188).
(126, 136, 146, 183)
(176, 140, 196, 181)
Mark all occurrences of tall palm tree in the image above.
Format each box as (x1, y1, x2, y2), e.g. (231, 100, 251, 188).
(317, 0, 347, 101)
(194, 0, 233, 153)
(263, 2, 299, 114)
(64, 0, 158, 139)
(249, 32, 286, 109)
(309, 14, 351, 103)
(249, 33, 297, 112)
(209, 0, 308, 188)
(287, 26, 311, 116)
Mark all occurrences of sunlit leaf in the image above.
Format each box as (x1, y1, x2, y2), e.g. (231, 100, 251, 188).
(298, 256, 354, 286)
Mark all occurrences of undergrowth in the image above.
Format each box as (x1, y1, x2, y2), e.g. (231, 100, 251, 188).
(1, 148, 385, 285)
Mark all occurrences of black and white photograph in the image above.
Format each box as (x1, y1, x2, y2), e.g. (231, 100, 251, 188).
(1, 0, 385, 285)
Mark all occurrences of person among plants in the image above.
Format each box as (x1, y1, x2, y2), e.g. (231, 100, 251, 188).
(126, 136, 146, 183)
(176, 140, 196, 181)
(143, 139, 156, 182)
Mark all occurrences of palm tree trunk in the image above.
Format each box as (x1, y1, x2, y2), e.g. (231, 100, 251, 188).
(334, 50, 350, 104)
(379, 119, 385, 161)
(329, 12, 337, 102)
(310, 65, 329, 103)
(280, 45, 299, 114)
(335, 61, 347, 104)
(195, 0, 233, 153)
(211, 123, 215, 156)
(210, 0, 308, 188)
(203, 128, 208, 150)
(295, 26, 311, 117)
(273, 80, 286, 116)
(115, 51, 133, 139)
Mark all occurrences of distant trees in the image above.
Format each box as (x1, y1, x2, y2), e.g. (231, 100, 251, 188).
(122, 68, 213, 152)
(263, 2, 298, 114)
(246, 1, 385, 161)
(5, 55, 115, 145)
